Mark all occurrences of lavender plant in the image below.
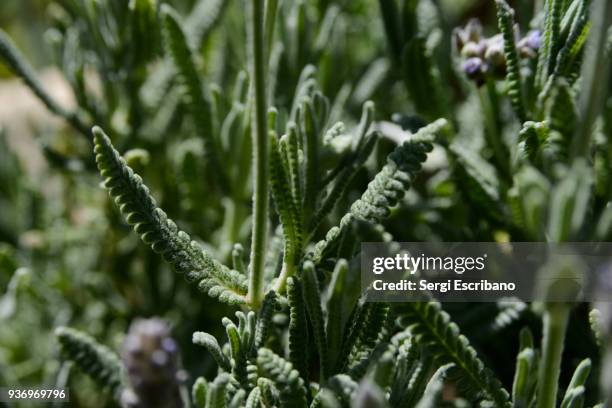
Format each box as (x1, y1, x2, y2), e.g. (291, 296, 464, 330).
(0, 0, 611, 407)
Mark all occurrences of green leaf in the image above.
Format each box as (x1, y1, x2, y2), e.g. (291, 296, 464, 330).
(509, 164, 550, 238)
(257, 377, 280, 406)
(378, 0, 403, 63)
(192, 377, 208, 408)
(490, 299, 528, 332)
(404, 351, 435, 407)
(397, 301, 511, 407)
(223, 317, 249, 388)
(351, 60, 390, 104)
(555, 0, 590, 79)
(495, 0, 527, 122)
(206, 373, 231, 408)
(311, 101, 379, 234)
(245, 387, 262, 408)
(298, 95, 327, 220)
(55, 327, 124, 397)
(311, 130, 377, 234)
(93, 127, 247, 305)
(280, 124, 303, 215)
(310, 388, 342, 408)
(538, 0, 564, 87)
(253, 290, 278, 352)
(185, 0, 228, 47)
(336, 302, 385, 375)
(595, 203, 612, 240)
(160, 4, 225, 187)
(346, 303, 390, 378)
(326, 259, 349, 373)
(547, 159, 593, 241)
(389, 335, 419, 406)
(545, 78, 578, 148)
(327, 374, 359, 405)
(402, 36, 445, 120)
(228, 389, 246, 408)
(369, 349, 396, 389)
(287, 276, 310, 385)
(350, 120, 445, 223)
(415, 363, 454, 408)
(309, 120, 447, 265)
(257, 348, 308, 408)
(512, 348, 538, 407)
(264, 0, 279, 59)
(302, 261, 329, 380)
(232, 243, 246, 274)
(270, 131, 303, 268)
(193, 332, 232, 372)
(401, 0, 419, 41)
(561, 358, 591, 408)
(560, 386, 585, 408)
(517, 121, 551, 165)
(450, 142, 502, 220)
(142, 0, 228, 108)
(589, 308, 603, 346)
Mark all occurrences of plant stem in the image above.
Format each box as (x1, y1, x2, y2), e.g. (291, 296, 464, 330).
(274, 262, 295, 294)
(264, 0, 278, 61)
(536, 304, 570, 408)
(572, 0, 612, 158)
(247, 0, 269, 309)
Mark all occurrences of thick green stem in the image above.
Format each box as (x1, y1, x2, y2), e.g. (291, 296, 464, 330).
(274, 262, 295, 294)
(536, 304, 570, 408)
(264, 0, 278, 61)
(572, 0, 612, 158)
(247, 0, 269, 309)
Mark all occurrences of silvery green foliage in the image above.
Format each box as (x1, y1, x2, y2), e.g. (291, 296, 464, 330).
(93, 126, 248, 305)
(55, 327, 124, 398)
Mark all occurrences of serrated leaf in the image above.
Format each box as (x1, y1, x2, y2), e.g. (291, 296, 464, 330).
(93, 127, 246, 305)
(397, 301, 511, 407)
(495, 0, 526, 122)
(402, 36, 445, 120)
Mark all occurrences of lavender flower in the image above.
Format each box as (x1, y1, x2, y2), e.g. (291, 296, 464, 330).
(120, 318, 186, 408)
(455, 20, 541, 85)
(461, 40, 487, 58)
(454, 19, 483, 51)
(518, 30, 542, 59)
(463, 57, 485, 79)
(484, 34, 506, 72)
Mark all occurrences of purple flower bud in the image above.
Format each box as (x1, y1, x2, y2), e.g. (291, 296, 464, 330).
(162, 338, 177, 353)
(485, 36, 506, 68)
(465, 19, 483, 43)
(461, 41, 486, 58)
(454, 18, 483, 50)
(523, 30, 542, 50)
(518, 30, 542, 59)
(463, 57, 484, 77)
(120, 318, 184, 408)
